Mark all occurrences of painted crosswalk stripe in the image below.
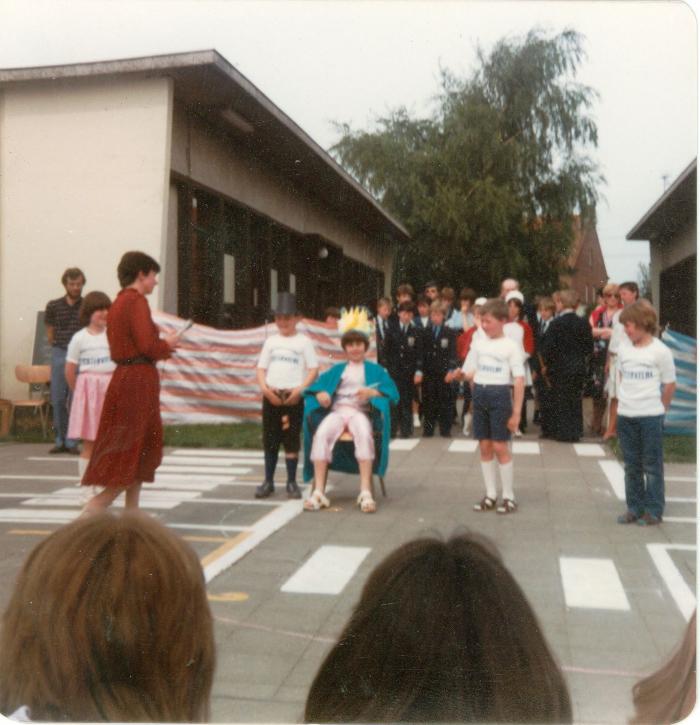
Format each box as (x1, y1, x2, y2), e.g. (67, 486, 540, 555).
(662, 516, 697, 524)
(448, 440, 479, 453)
(0, 475, 78, 482)
(156, 464, 252, 475)
(281, 545, 371, 595)
(667, 496, 697, 503)
(171, 448, 264, 458)
(667, 476, 697, 482)
(598, 460, 625, 500)
(161, 455, 266, 467)
(511, 441, 540, 455)
(389, 439, 420, 451)
(154, 473, 236, 484)
(573, 443, 606, 457)
(647, 544, 696, 621)
(559, 557, 630, 611)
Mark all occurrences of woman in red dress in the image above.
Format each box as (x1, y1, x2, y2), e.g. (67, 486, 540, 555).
(81, 252, 180, 513)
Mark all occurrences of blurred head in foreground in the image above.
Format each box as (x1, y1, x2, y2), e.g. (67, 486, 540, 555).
(305, 531, 571, 723)
(0, 512, 215, 722)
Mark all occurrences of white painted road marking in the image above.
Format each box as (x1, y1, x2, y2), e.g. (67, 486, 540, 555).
(281, 545, 371, 595)
(448, 440, 479, 453)
(598, 460, 625, 500)
(389, 438, 421, 451)
(647, 544, 696, 621)
(574, 443, 606, 457)
(559, 557, 630, 611)
(171, 448, 264, 458)
(667, 476, 697, 482)
(662, 516, 697, 524)
(156, 464, 252, 475)
(203, 499, 304, 582)
(161, 455, 266, 467)
(511, 441, 540, 455)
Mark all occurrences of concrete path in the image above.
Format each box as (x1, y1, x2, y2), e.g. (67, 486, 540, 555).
(0, 434, 695, 724)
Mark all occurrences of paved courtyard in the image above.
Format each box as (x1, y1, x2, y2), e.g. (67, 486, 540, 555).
(0, 432, 695, 724)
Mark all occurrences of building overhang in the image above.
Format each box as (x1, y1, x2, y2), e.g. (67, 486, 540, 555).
(626, 158, 697, 242)
(0, 50, 410, 247)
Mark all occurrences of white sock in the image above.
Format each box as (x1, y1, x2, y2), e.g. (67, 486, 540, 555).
(480, 459, 498, 499)
(499, 460, 515, 501)
(77, 457, 88, 479)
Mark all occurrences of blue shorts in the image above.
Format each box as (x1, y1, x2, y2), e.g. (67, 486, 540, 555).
(472, 384, 512, 441)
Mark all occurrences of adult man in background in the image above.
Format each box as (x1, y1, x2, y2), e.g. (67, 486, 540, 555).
(45, 267, 85, 454)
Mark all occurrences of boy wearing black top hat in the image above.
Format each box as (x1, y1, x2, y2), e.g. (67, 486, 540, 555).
(256, 293, 319, 498)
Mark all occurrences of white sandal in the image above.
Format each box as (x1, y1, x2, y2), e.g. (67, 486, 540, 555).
(303, 489, 330, 512)
(357, 490, 377, 514)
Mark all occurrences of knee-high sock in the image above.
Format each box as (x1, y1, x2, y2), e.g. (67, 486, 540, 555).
(78, 456, 89, 480)
(480, 459, 498, 499)
(499, 460, 515, 500)
(285, 456, 298, 483)
(264, 448, 279, 484)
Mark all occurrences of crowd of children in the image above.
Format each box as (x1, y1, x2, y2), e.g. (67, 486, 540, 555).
(252, 277, 677, 525)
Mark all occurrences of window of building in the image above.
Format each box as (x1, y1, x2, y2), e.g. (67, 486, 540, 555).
(290, 273, 296, 294)
(270, 268, 279, 310)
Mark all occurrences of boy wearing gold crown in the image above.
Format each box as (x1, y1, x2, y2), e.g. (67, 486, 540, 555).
(302, 307, 399, 513)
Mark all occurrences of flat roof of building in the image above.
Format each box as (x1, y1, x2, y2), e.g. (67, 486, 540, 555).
(627, 158, 697, 241)
(0, 50, 410, 243)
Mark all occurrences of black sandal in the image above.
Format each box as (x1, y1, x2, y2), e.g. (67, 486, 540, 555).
(473, 496, 496, 512)
(497, 498, 518, 514)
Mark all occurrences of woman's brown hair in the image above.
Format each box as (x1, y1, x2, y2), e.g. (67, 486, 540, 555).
(79, 290, 112, 327)
(631, 611, 696, 724)
(0, 512, 215, 722)
(117, 251, 161, 288)
(304, 532, 572, 723)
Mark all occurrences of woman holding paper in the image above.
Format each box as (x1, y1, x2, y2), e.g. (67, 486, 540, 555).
(81, 252, 182, 513)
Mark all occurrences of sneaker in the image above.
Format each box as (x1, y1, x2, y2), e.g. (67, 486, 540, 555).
(413, 413, 421, 428)
(66, 446, 80, 456)
(616, 511, 639, 524)
(48, 445, 68, 454)
(637, 513, 662, 526)
(285, 480, 301, 499)
(254, 481, 275, 498)
(514, 430, 523, 438)
(462, 414, 472, 436)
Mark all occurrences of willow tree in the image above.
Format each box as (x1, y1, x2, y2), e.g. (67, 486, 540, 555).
(332, 29, 603, 296)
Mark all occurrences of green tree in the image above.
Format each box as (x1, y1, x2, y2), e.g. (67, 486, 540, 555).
(332, 29, 603, 297)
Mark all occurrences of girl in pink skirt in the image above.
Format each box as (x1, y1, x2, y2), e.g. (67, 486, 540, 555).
(65, 291, 115, 480)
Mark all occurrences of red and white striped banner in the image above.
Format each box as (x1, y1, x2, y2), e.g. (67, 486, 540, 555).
(153, 311, 376, 424)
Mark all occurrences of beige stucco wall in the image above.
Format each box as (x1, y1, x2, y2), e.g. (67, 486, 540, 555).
(170, 103, 392, 276)
(0, 76, 173, 398)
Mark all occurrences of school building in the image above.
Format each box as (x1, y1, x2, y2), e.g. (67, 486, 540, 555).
(0, 50, 409, 398)
(627, 158, 697, 337)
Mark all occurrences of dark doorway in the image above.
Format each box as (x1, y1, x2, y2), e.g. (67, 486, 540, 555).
(660, 254, 696, 337)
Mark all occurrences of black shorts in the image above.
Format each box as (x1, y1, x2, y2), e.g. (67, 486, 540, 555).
(472, 384, 512, 441)
(262, 396, 303, 453)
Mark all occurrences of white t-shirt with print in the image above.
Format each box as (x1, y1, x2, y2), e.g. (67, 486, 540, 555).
(463, 335, 525, 385)
(66, 328, 116, 373)
(617, 337, 676, 417)
(258, 333, 318, 389)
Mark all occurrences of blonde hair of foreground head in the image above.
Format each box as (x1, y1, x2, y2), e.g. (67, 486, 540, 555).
(0, 512, 215, 722)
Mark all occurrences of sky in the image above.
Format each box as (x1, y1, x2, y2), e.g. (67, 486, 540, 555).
(0, 0, 696, 286)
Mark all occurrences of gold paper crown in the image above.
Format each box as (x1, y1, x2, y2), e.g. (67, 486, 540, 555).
(338, 306, 371, 338)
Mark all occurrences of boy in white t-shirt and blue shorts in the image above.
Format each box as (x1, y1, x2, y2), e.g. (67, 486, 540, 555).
(460, 299, 525, 514)
(256, 293, 319, 499)
(615, 301, 676, 526)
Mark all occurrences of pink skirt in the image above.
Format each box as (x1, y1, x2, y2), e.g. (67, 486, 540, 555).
(68, 371, 113, 441)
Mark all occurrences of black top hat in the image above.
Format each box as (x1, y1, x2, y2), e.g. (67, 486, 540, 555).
(274, 292, 298, 316)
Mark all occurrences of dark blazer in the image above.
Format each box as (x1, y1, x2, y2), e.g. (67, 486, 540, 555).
(375, 316, 393, 367)
(541, 311, 593, 377)
(422, 323, 457, 377)
(386, 322, 422, 380)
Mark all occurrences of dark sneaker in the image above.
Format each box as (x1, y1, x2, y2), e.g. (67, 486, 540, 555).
(617, 511, 639, 524)
(286, 480, 302, 499)
(66, 447, 80, 456)
(637, 513, 662, 526)
(48, 445, 68, 454)
(254, 481, 275, 499)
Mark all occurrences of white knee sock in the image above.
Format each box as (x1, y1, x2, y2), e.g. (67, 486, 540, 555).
(480, 459, 498, 499)
(499, 460, 515, 500)
(77, 456, 88, 479)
